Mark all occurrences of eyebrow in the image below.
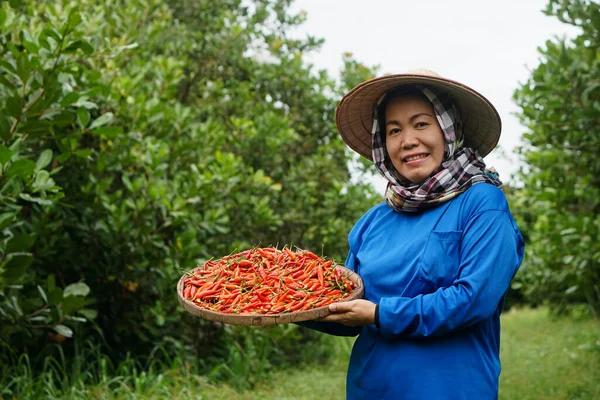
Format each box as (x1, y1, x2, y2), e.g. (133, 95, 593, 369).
(385, 112, 434, 126)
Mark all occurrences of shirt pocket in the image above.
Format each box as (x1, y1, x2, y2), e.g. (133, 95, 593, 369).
(418, 230, 462, 288)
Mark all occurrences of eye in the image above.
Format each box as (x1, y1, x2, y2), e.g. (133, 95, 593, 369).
(388, 127, 401, 136)
(415, 121, 430, 128)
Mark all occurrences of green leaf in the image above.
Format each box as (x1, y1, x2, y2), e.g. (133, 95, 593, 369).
(74, 149, 92, 159)
(0, 74, 15, 91)
(48, 288, 63, 306)
(19, 119, 51, 136)
(89, 112, 114, 130)
(0, 9, 6, 26)
(9, 295, 23, 316)
(563, 255, 575, 265)
(64, 40, 94, 56)
(565, 285, 578, 295)
(5, 159, 36, 179)
(38, 285, 48, 303)
(62, 295, 86, 314)
(55, 153, 71, 163)
(82, 86, 104, 98)
(0, 113, 11, 140)
(39, 38, 51, 51)
(560, 228, 577, 236)
(50, 111, 75, 129)
(1, 254, 34, 283)
(9, 139, 22, 153)
(16, 53, 30, 85)
(42, 28, 61, 42)
(61, 92, 80, 106)
(77, 107, 90, 129)
(0, 60, 17, 75)
(50, 307, 59, 322)
(121, 175, 132, 191)
(35, 149, 53, 172)
(8, 0, 20, 9)
(64, 282, 90, 297)
(91, 126, 123, 138)
(581, 82, 600, 105)
(34, 170, 51, 187)
(74, 100, 98, 110)
(19, 193, 53, 205)
(5, 95, 22, 119)
(6, 233, 36, 253)
(67, 9, 82, 26)
(53, 324, 73, 338)
(47, 274, 56, 292)
(0, 145, 13, 166)
(78, 309, 97, 320)
(0, 213, 16, 230)
(22, 40, 39, 54)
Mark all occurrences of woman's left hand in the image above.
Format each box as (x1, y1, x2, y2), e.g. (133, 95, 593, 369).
(320, 299, 377, 326)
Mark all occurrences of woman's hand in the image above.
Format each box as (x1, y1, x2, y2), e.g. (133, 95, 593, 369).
(320, 299, 377, 326)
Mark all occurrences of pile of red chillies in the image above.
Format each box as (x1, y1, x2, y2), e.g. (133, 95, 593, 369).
(181, 247, 357, 314)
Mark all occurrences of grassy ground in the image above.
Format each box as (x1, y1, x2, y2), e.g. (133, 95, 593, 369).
(499, 307, 600, 400)
(2, 307, 599, 399)
(194, 307, 600, 400)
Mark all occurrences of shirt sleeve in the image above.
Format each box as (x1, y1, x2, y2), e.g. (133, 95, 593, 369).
(377, 209, 525, 339)
(296, 249, 362, 337)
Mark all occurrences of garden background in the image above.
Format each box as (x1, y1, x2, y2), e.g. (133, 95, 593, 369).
(0, 0, 598, 398)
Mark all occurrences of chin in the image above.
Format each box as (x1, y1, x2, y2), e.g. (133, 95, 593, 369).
(399, 164, 437, 184)
(400, 171, 431, 184)
(407, 177, 427, 184)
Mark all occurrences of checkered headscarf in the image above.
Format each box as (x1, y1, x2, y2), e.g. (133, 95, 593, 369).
(372, 86, 502, 213)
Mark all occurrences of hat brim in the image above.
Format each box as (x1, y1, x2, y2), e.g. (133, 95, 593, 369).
(335, 74, 501, 160)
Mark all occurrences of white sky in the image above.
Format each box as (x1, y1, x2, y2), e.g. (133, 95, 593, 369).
(288, 0, 580, 192)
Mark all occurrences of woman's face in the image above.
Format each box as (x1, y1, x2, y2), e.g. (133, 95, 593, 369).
(384, 95, 446, 184)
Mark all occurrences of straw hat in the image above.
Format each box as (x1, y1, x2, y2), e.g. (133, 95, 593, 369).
(335, 69, 501, 160)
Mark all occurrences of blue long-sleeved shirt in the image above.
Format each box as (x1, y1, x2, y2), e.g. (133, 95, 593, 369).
(301, 183, 525, 399)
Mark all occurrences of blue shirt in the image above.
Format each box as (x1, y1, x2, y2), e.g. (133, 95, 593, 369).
(302, 183, 525, 400)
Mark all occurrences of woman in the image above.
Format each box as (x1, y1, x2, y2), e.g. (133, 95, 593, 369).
(302, 69, 525, 399)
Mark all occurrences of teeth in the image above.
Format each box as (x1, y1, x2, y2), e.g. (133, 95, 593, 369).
(405, 154, 428, 162)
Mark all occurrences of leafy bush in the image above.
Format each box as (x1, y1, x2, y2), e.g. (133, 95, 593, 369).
(512, 0, 600, 316)
(0, 0, 379, 386)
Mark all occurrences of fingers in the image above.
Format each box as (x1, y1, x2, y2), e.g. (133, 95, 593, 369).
(329, 301, 355, 313)
(320, 312, 350, 324)
(319, 302, 354, 323)
(317, 300, 376, 326)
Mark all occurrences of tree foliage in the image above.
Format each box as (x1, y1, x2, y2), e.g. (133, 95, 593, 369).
(0, 0, 380, 379)
(512, 0, 600, 316)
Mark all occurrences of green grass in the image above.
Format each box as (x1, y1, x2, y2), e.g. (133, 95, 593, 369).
(201, 307, 600, 400)
(499, 307, 600, 400)
(1, 308, 598, 399)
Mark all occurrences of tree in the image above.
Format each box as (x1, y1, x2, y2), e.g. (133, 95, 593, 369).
(0, 0, 380, 384)
(512, 0, 600, 316)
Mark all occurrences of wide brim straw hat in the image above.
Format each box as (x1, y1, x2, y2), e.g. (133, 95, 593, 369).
(335, 69, 501, 160)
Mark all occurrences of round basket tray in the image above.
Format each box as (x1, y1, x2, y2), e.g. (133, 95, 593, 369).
(177, 265, 364, 326)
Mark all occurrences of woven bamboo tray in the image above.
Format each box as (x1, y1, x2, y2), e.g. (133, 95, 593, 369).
(177, 265, 364, 326)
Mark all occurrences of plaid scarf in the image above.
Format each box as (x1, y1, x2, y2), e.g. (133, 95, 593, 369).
(372, 86, 502, 213)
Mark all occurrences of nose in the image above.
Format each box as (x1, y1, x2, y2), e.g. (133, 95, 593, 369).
(402, 129, 419, 149)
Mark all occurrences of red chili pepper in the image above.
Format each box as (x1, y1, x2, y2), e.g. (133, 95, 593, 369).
(183, 247, 357, 315)
(317, 267, 324, 287)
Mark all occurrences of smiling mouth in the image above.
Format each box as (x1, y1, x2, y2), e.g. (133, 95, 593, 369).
(403, 154, 429, 163)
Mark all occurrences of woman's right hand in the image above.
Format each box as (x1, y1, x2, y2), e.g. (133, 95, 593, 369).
(320, 299, 376, 326)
